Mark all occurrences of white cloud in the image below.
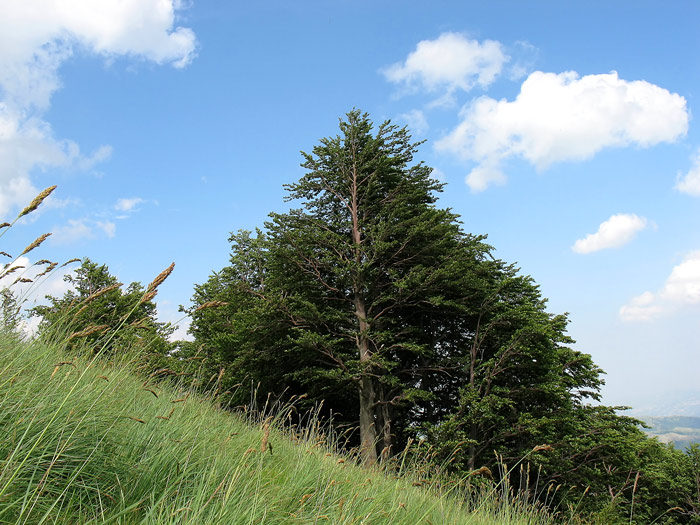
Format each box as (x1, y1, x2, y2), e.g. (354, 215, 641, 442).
(51, 219, 95, 245)
(572, 214, 648, 254)
(97, 220, 116, 238)
(619, 291, 662, 322)
(115, 197, 145, 213)
(620, 251, 700, 321)
(382, 33, 507, 99)
(0, 1, 196, 219)
(676, 148, 700, 196)
(661, 252, 700, 304)
(436, 71, 689, 192)
(399, 109, 429, 136)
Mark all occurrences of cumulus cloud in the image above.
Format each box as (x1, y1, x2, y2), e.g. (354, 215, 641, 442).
(0, 1, 197, 218)
(382, 33, 507, 102)
(675, 148, 700, 196)
(620, 251, 700, 321)
(572, 214, 648, 254)
(435, 71, 688, 192)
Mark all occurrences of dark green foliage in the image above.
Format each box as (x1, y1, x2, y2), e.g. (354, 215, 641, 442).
(31, 258, 172, 360)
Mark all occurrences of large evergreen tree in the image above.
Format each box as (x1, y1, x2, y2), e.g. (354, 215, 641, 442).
(186, 111, 700, 521)
(189, 110, 602, 467)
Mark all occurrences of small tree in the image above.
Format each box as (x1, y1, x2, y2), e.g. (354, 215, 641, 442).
(32, 258, 172, 358)
(0, 287, 22, 334)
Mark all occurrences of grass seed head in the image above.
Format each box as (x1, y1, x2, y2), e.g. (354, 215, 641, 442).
(147, 262, 175, 292)
(0, 222, 10, 229)
(0, 251, 11, 258)
(139, 290, 157, 304)
(194, 300, 229, 312)
(67, 324, 109, 341)
(36, 262, 58, 278)
(18, 185, 57, 219)
(75, 283, 122, 316)
(2, 265, 24, 276)
(20, 233, 52, 256)
(60, 258, 81, 268)
(261, 418, 271, 453)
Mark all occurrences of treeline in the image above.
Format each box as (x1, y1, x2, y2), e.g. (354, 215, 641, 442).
(29, 111, 700, 523)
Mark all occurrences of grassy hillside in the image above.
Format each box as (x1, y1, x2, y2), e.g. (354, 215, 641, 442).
(0, 333, 553, 524)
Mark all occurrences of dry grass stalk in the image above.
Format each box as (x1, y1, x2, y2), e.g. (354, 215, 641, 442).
(60, 258, 81, 268)
(139, 290, 157, 304)
(18, 185, 57, 219)
(142, 387, 159, 398)
(147, 262, 175, 292)
(35, 262, 58, 278)
(66, 324, 109, 341)
(75, 283, 123, 316)
(532, 444, 553, 452)
(20, 233, 51, 256)
(13, 277, 33, 285)
(126, 416, 146, 424)
(50, 361, 76, 379)
(0, 251, 11, 258)
(17, 186, 56, 219)
(204, 477, 227, 508)
(261, 418, 272, 454)
(2, 265, 24, 276)
(194, 300, 229, 312)
(469, 466, 493, 480)
(35, 259, 52, 265)
(156, 408, 176, 420)
(171, 393, 190, 403)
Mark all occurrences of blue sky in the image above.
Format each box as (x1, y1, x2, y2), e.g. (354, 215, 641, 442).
(1, 1, 699, 415)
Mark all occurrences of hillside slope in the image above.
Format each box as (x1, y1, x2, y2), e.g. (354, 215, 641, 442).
(0, 334, 550, 524)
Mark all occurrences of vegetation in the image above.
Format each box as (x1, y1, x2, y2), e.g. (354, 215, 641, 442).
(185, 111, 700, 523)
(3, 111, 700, 523)
(0, 323, 553, 523)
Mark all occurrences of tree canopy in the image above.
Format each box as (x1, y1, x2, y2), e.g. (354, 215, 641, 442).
(32, 258, 172, 360)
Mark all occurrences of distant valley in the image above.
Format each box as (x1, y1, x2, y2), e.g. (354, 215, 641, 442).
(640, 415, 700, 449)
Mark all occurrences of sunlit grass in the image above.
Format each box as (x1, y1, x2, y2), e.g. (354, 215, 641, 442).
(0, 332, 556, 524)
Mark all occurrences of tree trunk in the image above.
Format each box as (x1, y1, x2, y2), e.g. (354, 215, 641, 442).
(380, 397, 392, 463)
(356, 294, 377, 465)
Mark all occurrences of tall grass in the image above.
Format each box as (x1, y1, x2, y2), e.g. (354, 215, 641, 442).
(0, 333, 557, 524)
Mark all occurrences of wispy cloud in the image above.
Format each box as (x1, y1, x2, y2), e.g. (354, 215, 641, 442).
(0, 1, 197, 219)
(572, 214, 648, 254)
(620, 251, 700, 321)
(51, 218, 116, 244)
(435, 71, 688, 192)
(115, 197, 146, 213)
(398, 109, 429, 136)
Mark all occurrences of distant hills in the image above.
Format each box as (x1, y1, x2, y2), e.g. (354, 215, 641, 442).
(639, 415, 700, 449)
